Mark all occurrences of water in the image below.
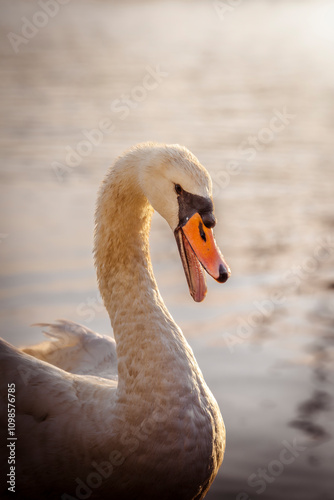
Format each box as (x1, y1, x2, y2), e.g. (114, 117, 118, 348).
(1, 1, 334, 498)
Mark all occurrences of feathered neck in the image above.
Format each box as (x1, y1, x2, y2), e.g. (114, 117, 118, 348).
(93, 149, 199, 398)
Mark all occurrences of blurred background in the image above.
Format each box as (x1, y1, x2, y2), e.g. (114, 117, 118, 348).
(1, 1, 334, 498)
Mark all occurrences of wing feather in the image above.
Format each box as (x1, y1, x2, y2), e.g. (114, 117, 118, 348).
(22, 320, 118, 381)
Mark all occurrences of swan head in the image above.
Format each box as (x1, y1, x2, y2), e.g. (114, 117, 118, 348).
(137, 143, 231, 302)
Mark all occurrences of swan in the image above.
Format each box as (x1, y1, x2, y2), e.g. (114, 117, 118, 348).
(0, 142, 231, 500)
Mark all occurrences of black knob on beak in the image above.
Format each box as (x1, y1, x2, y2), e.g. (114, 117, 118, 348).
(201, 212, 216, 229)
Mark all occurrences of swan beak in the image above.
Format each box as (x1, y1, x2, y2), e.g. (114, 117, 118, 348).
(175, 213, 231, 302)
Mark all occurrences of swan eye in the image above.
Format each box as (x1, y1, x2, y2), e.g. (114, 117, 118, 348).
(175, 184, 183, 195)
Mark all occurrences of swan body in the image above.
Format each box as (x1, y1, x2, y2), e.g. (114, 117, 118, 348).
(0, 143, 230, 500)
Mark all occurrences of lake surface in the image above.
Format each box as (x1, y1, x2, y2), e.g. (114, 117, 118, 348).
(1, 1, 334, 498)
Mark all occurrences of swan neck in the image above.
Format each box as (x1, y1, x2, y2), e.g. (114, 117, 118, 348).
(94, 152, 205, 402)
(94, 158, 174, 339)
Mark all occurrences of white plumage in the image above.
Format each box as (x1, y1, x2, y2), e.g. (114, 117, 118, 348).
(24, 320, 118, 381)
(0, 143, 226, 500)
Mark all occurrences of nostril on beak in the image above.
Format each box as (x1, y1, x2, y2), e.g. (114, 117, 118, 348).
(217, 264, 230, 283)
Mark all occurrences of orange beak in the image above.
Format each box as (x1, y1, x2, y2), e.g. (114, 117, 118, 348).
(175, 212, 231, 302)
